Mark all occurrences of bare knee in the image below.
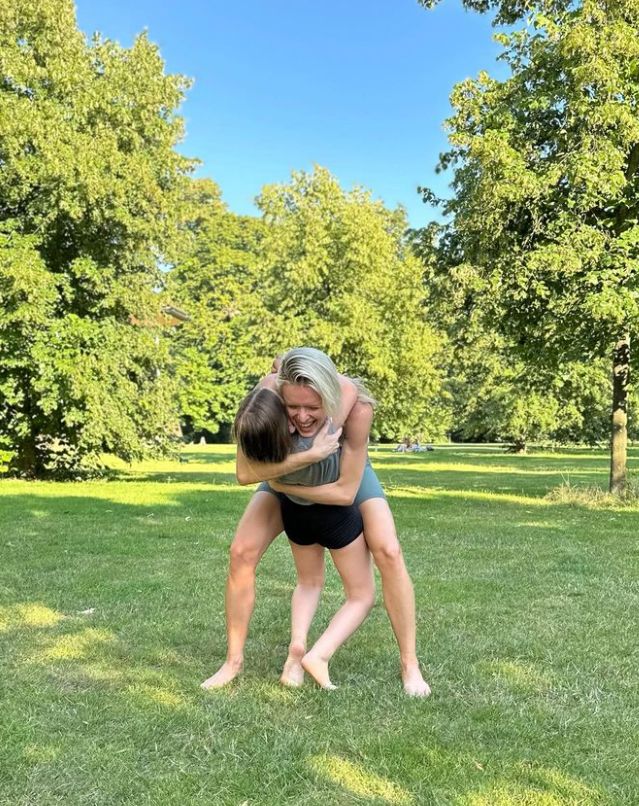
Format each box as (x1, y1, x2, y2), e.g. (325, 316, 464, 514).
(293, 582, 324, 599)
(299, 567, 325, 588)
(228, 492, 281, 576)
(296, 577, 324, 597)
(346, 584, 375, 613)
(359, 589, 376, 614)
(371, 540, 405, 576)
(229, 536, 262, 576)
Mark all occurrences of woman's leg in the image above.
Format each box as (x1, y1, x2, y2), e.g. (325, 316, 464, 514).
(202, 492, 283, 689)
(359, 498, 430, 697)
(281, 541, 326, 687)
(302, 534, 375, 689)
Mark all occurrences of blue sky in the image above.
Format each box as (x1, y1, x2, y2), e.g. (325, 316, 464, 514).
(74, 0, 506, 227)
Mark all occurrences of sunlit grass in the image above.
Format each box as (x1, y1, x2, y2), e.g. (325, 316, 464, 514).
(0, 603, 65, 632)
(460, 763, 605, 806)
(480, 659, 554, 694)
(35, 628, 117, 662)
(307, 754, 414, 803)
(0, 445, 637, 804)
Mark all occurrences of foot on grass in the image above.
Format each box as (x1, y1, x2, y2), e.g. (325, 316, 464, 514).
(302, 651, 336, 690)
(402, 663, 431, 698)
(201, 659, 243, 690)
(280, 642, 306, 688)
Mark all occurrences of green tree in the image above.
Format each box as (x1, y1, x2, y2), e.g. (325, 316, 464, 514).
(166, 179, 269, 437)
(448, 336, 612, 451)
(0, 0, 192, 476)
(418, 0, 568, 26)
(412, 226, 613, 450)
(421, 1, 639, 491)
(255, 166, 449, 440)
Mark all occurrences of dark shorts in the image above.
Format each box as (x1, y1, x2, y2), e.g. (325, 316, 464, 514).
(281, 496, 363, 550)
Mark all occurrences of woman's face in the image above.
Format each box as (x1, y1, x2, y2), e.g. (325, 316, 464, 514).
(280, 383, 326, 437)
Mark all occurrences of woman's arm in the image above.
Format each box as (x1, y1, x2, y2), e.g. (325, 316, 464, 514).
(334, 375, 358, 428)
(268, 402, 373, 505)
(236, 420, 342, 485)
(238, 364, 356, 486)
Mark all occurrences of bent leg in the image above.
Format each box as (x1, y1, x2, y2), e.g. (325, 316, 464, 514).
(359, 498, 430, 697)
(302, 535, 374, 689)
(280, 542, 325, 687)
(201, 491, 283, 689)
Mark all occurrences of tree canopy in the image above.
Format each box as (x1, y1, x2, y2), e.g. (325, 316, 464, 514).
(254, 167, 449, 440)
(166, 179, 268, 437)
(5, 0, 637, 476)
(421, 0, 639, 486)
(418, 0, 570, 26)
(0, 0, 192, 475)
(169, 167, 450, 442)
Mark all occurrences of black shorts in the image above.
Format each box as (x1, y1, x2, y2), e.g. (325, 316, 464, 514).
(280, 497, 363, 550)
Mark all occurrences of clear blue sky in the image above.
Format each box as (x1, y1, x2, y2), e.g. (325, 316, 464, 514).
(74, 0, 506, 227)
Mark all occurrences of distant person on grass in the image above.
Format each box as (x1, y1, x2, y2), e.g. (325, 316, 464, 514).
(201, 347, 430, 696)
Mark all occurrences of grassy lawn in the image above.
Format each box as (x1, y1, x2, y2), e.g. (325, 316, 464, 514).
(1, 445, 638, 805)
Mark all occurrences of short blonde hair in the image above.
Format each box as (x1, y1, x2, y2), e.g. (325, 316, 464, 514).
(277, 347, 341, 418)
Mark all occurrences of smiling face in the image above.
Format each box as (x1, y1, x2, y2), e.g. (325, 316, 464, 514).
(280, 383, 327, 437)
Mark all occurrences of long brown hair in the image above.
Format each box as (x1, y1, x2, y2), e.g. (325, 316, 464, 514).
(233, 388, 293, 463)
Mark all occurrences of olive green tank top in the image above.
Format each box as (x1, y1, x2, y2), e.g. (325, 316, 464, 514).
(277, 432, 340, 505)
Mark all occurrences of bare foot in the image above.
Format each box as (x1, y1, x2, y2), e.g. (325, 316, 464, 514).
(201, 659, 243, 690)
(302, 651, 336, 690)
(280, 642, 306, 688)
(402, 664, 431, 697)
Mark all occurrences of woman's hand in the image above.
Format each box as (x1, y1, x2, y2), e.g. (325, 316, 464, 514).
(309, 420, 342, 461)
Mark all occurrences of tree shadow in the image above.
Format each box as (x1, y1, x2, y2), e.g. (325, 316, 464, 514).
(1, 456, 637, 803)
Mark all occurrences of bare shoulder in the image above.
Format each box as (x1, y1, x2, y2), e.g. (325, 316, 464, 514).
(349, 400, 374, 422)
(344, 400, 373, 442)
(338, 374, 357, 393)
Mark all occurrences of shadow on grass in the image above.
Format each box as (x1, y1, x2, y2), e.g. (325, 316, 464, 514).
(101, 446, 636, 507)
(0, 479, 636, 804)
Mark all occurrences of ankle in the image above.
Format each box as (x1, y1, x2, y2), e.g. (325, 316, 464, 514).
(225, 655, 244, 669)
(305, 647, 330, 664)
(288, 640, 306, 658)
(400, 656, 420, 673)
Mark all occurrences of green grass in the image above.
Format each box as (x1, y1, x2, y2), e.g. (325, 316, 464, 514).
(1, 445, 638, 805)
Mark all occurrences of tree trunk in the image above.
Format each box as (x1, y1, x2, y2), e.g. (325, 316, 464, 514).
(609, 334, 630, 495)
(9, 435, 39, 478)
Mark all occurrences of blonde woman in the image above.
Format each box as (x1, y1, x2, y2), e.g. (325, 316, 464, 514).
(202, 348, 430, 697)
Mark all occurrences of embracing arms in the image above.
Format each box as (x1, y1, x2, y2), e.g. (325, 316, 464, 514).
(236, 421, 341, 484)
(235, 373, 358, 485)
(268, 401, 373, 506)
